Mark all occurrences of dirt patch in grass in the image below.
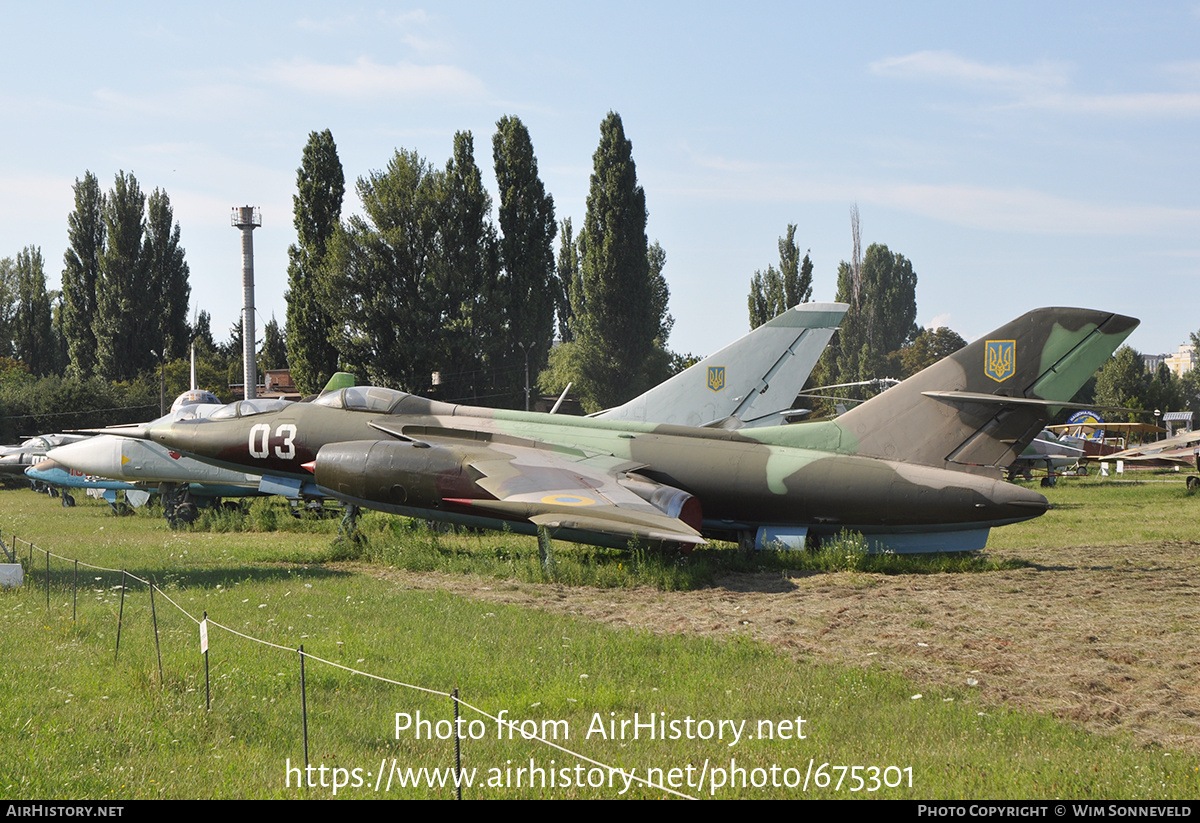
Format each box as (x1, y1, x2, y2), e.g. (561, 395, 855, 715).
(360, 539, 1200, 754)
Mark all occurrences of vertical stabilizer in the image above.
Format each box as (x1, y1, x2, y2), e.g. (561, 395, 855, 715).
(596, 302, 848, 428)
(835, 307, 1138, 472)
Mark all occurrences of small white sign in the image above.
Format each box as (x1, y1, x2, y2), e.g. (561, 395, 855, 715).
(200, 619, 209, 654)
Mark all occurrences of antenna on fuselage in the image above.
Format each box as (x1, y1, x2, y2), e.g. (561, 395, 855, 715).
(549, 382, 573, 415)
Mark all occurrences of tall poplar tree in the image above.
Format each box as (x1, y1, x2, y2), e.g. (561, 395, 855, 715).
(323, 148, 444, 390)
(542, 112, 670, 410)
(493, 115, 556, 406)
(95, 171, 151, 381)
(286, 130, 345, 395)
(62, 171, 105, 377)
(748, 224, 814, 328)
(553, 217, 581, 343)
(144, 188, 191, 361)
(827, 242, 918, 387)
(259, 315, 287, 372)
(435, 130, 499, 403)
(0, 257, 18, 357)
(12, 246, 55, 376)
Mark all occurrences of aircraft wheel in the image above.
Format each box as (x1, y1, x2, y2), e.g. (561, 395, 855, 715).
(1040, 476, 1057, 488)
(62, 493, 75, 507)
(175, 502, 199, 524)
(1077, 467, 1089, 476)
(1187, 475, 1199, 491)
(48, 487, 59, 498)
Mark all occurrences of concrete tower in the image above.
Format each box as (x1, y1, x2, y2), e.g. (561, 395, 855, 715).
(231, 206, 261, 399)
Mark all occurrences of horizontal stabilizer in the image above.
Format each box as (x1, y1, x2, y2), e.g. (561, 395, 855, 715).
(836, 307, 1138, 473)
(922, 391, 1141, 416)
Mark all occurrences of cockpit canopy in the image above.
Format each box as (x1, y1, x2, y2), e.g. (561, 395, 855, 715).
(209, 398, 294, 420)
(203, 387, 441, 421)
(312, 386, 411, 413)
(171, 389, 222, 412)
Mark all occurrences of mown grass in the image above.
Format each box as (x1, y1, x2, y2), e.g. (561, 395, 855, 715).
(2, 486, 1198, 799)
(172, 497, 1028, 592)
(988, 472, 1200, 551)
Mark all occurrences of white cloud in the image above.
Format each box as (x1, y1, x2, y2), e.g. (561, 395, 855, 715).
(93, 82, 261, 121)
(0, 173, 76, 221)
(870, 50, 1069, 95)
(858, 182, 1200, 236)
(263, 57, 485, 100)
(872, 50, 1200, 117)
(1038, 90, 1200, 116)
(663, 167, 1200, 238)
(680, 144, 765, 174)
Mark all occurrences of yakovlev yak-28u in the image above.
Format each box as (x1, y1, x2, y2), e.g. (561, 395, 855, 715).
(122, 307, 1136, 553)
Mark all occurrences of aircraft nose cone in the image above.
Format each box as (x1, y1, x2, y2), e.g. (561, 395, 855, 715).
(48, 437, 120, 477)
(25, 458, 63, 478)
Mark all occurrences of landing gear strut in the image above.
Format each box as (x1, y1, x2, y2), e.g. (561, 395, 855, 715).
(339, 503, 360, 539)
(161, 484, 199, 527)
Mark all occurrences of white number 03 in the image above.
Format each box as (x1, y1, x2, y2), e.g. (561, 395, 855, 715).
(248, 423, 297, 460)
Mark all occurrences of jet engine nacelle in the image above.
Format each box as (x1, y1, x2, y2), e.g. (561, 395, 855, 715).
(312, 439, 481, 510)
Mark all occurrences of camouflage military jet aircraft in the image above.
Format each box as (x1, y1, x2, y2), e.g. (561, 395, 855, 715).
(129, 307, 1136, 553)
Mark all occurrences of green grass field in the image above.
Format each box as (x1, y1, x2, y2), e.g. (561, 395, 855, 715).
(2, 480, 1198, 799)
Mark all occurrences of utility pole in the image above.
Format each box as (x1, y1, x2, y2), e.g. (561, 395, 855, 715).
(232, 206, 261, 399)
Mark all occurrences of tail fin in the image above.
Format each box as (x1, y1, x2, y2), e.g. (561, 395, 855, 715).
(836, 307, 1138, 472)
(595, 302, 848, 428)
(320, 372, 357, 394)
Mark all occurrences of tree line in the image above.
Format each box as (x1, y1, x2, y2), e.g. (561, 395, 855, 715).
(11, 115, 1194, 442)
(287, 112, 676, 412)
(745, 209, 1200, 422)
(746, 208, 965, 411)
(0, 171, 271, 440)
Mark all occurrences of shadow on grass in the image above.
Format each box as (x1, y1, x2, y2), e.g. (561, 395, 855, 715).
(347, 522, 1033, 593)
(29, 563, 353, 593)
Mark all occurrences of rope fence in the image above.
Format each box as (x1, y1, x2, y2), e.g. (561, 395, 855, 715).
(2, 527, 695, 800)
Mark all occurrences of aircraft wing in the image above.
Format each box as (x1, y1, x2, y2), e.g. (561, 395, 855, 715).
(1099, 429, 1200, 461)
(313, 437, 706, 547)
(463, 446, 704, 545)
(1101, 452, 1193, 466)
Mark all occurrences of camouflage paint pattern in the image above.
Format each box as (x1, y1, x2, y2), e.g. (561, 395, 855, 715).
(140, 308, 1137, 552)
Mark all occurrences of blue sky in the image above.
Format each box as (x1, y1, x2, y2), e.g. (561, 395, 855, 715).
(2, 2, 1198, 363)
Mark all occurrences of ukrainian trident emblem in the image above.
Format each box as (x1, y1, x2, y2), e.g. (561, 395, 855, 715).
(984, 340, 1015, 382)
(707, 366, 726, 392)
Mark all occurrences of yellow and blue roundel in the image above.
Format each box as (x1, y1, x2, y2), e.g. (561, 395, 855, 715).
(540, 494, 596, 506)
(707, 365, 726, 392)
(984, 340, 1015, 382)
